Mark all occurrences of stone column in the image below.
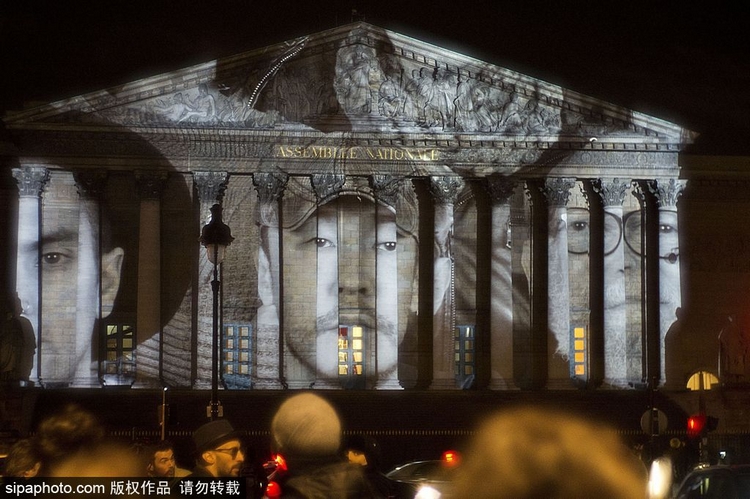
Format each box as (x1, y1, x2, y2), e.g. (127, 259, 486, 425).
(253, 172, 288, 389)
(133, 171, 167, 387)
(192, 171, 229, 389)
(593, 178, 630, 387)
(648, 178, 685, 384)
(542, 178, 575, 388)
(12, 166, 49, 386)
(429, 175, 464, 389)
(311, 173, 346, 388)
(485, 177, 517, 389)
(69, 171, 107, 387)
(371, 174, 402, 389)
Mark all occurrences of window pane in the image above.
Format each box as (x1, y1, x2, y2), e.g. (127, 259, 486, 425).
(353, 339, 362, 350)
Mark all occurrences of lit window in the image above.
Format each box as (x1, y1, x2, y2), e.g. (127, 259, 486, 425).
(223, 324, 252, 389)
(455, 326, 476, 388)
(101, 324, 135, 384)
(570, 326, 587, 380)
(686, 371, 719, 391)
(338, 325, 365, 389)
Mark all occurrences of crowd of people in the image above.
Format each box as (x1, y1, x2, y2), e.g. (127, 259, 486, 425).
(2, 393, 663, 498)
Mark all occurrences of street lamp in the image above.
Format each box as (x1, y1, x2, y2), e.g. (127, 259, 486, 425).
(199, 203, 234, 420)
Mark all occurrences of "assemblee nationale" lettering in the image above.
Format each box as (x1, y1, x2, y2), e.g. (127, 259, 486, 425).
(275, 145, 439, 161)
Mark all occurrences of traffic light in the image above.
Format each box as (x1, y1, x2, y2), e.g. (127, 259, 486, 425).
(687, 413, 719, 438)
(687, 413, 706, 438)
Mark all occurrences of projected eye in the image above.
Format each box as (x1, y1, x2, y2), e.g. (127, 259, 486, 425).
(376, 241, 397, 252)
(570, 221, 588, 232)
(313, 237, 335, 249)
(659, 223, 676, 235)
(43, 252, 64, 264)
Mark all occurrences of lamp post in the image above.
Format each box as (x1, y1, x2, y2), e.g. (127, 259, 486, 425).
(199, 203, 234, 420)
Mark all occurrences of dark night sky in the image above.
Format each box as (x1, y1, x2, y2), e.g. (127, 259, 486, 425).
(2, 1, 749, 153)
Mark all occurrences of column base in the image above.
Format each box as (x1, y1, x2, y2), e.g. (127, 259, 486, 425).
(428, 378, 458, 390)
(253, 378, 285, 390)
(488, 376, 518, 390)
(192, 380, 213, 390)
(374, 378, 403, 390)
(313, 378, 341, 389)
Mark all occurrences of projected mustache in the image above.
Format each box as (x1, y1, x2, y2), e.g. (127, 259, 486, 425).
(316, 308, 397, 338)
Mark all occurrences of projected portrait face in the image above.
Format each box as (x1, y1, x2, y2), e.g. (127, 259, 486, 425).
(280, 191, 418, 384)
(566, 206, 681, 331)
(623, 207, 681, 329)
(16, 172, 123, 385)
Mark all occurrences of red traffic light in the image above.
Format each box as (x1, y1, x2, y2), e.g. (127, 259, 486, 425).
(266, 481, 282, 498)
(441, 450, 462, 467)
(687, 413, 707, 438)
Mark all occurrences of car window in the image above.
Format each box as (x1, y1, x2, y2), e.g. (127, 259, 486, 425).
(678, 471, 734, 499)
(735, 474, 750, 498)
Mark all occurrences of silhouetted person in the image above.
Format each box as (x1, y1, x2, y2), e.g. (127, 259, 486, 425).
(344, 434, 396, 498)
(270, 392, 376, 498)
(4, 438, 41, 477)
(0, 296, 25, 383)
(443, 405, 648, 499)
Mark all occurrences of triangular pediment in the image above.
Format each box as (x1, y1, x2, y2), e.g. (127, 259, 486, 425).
(4, 22, 692, 147)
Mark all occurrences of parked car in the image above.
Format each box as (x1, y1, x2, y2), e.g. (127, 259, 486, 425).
(673, 464, 750, 498)
(386, 451, 461, 499)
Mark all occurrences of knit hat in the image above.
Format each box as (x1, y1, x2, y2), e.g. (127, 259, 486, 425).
(271, 393, 342, 460)
(192, 419, 242, 454)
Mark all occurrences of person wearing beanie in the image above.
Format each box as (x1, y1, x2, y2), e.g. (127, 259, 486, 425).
(269, 393, 378, 498)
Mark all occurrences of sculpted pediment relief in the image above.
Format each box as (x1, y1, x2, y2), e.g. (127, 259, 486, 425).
(5, 23, 690, 145)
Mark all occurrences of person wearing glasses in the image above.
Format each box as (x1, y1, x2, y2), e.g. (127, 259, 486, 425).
(189, 419, 246, 478)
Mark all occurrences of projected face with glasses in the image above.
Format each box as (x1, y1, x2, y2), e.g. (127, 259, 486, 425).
(566, 206, 680, 323)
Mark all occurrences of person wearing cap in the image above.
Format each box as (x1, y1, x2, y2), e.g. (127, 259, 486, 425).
(189, 419, 246, 478)
(269, 392, 377, 498)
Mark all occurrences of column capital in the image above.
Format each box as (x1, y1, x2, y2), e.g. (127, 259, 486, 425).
(647, 178, 686, 208)
(484, 176, 516, 204)
(12, 166, 49, 198)
(592, 178, 630, 207)
(311, 173, 345, 202)
(542, 177, 576, 207)
(429, 175, 464, 204)
(193, 171, 229, 204)
(135, 171, 168, 200)
(252, 172, 289, 204)
(370, 174, 402, 208)
(73, 170, 108, 200)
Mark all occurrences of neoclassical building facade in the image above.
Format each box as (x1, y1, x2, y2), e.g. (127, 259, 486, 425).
(3, 23, 696, 394)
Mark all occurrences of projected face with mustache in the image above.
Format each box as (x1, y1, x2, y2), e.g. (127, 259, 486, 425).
(282, 195, 415, 384)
